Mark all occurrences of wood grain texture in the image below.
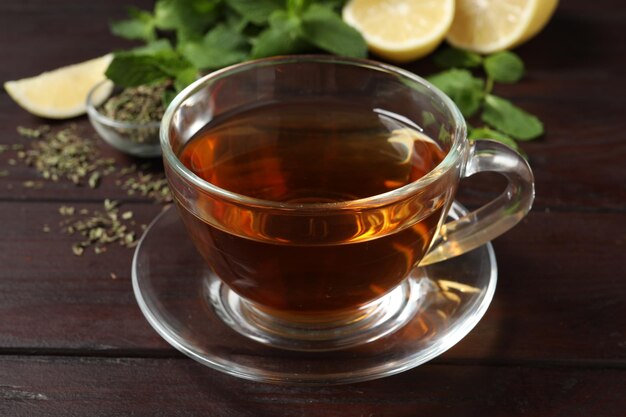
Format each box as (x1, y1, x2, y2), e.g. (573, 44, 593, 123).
(0, 356, 624, 417)
(0, 0, 625, 415)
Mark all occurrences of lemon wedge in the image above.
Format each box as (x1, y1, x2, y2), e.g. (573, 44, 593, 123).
(343, 0, 455, 63)
(447, 0, 559, 54)
(4, 54, 113, 119)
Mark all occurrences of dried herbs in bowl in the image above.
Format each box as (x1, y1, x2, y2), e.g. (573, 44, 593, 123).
(86, 80, 173, 157)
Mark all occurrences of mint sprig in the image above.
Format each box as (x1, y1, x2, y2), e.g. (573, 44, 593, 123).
(110, 7, 157, 42)
(483, 51, 525, 84)
(433, 47, 482, 69)
(426, 69, 484, 118)
(105, 47, 195, 88)
(482, 95, 543, 141)
(106, 0, 364, 94)
(429, 46, 544, 148)
(225, 0, 283, 25)
(251, 10, 312, 58)
(179, 23, 250, 70)
(300, 4, 367, 58)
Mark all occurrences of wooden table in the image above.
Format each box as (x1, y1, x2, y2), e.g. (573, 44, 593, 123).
(1, 1, 624, 415)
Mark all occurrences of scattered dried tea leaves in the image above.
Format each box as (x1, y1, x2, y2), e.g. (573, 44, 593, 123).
(17, 125, 49, 138)
(0, 144, 24, 153)
(1, 124, 172, 257)
(16, 124, 115, 185)
(9, 124, 171, 202)
(60, 199, 145, 256)
(88, 172, 101, 189)
(59, 205, 76, 216)
(22, 180, 44, 189)
(116, 164, 171, 203)
(72, 244, 85, 256)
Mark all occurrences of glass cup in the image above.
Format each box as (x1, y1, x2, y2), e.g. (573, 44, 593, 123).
(160, 55, 534, 352)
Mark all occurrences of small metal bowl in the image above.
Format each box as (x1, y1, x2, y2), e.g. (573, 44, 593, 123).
(86, 80, 161, 158)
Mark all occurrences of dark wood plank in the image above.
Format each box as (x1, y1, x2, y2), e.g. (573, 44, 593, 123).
(0, 0, 624, 414)
(1, 202, 624, 363)
(0, 0, 153, 80)
(0, 356, 624, 417)
(0, 201, 169, 351)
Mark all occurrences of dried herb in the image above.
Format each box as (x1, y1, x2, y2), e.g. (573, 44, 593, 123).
(102, 81, 170, 124)
(116, 164, 172, 203)
(88, 172, 101, 189)
(11, 124, 171, 200)
(16, 124, 115, 185)
(4, 124, 172, 257)
(17, 125, 49, 138)
(60, 199, 145, 256)
(0, 144, 24, 153)
(22, 180, 44, 189)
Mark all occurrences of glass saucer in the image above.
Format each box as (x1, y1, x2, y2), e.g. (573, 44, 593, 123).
(132, 202, 497, 385)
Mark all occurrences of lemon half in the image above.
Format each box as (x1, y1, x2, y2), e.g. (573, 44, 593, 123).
(4, 54, 113, 119)
(343, 0, 455, 63)
(447, 0, 559, 54)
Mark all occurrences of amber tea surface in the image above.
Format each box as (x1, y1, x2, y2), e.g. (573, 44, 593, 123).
(177, 101, 447, 316)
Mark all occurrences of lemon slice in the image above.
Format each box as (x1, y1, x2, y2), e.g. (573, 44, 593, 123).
(4, 54, 113, 119)
(447, 0, 559, 54)
(343, 0, 455, 63)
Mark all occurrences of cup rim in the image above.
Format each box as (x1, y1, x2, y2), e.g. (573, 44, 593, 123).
(160, 55, 466, 210)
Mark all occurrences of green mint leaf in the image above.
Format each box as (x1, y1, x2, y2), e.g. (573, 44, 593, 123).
(224, 0, 283, 25)
(427, 69, 485, 118)
(179, 24, 250, 70)
(287, 0, 309, 16)
(300, 4, 367, 58)
(482, 95, 543, 140)
(252, 10, 311, 58)
(105, 50, 194, 87)
(110, 7, 156, 42)
(151, 52, 195, 77)
(468, 126, 519, 150)
(130, 39, 174, 55)
(433, 47, 482, 69)
(106, 55, 169, 87)
(224, 8, 250, 32)
(174, 67, 199, 92)
(154, 0, 221, 41)
(317, 0, 348, 11)
(483, 51, 525, 83)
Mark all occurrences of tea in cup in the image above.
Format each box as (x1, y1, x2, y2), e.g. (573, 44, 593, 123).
(161, 56, 534, 351)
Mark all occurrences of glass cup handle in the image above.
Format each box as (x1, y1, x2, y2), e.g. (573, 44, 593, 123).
(420, 139, 535, 266)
